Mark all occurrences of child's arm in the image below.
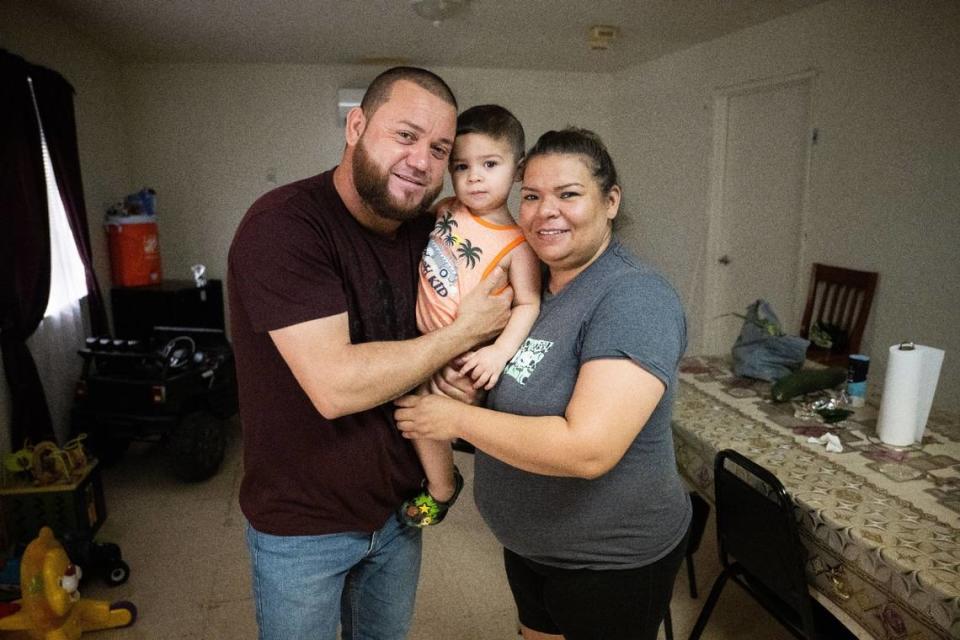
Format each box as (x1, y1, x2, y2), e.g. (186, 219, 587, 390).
(459, 242, 541, 390)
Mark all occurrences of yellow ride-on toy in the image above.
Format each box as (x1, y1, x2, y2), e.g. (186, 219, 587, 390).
(0, 527, 135, 639)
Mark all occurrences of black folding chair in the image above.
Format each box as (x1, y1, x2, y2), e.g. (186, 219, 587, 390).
(688, 449, 854, 640)
(663, 491, 710, 640)
(684, 491, 711, 598)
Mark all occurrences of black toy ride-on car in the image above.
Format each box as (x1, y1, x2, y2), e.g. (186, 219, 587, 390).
(71, 326, 238, 482)
(63, 534, 130, 586)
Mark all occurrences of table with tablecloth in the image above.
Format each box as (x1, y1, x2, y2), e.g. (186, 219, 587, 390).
(672, 355, 960, 639)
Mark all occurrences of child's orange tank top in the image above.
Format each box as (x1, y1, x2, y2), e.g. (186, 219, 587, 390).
(416, 197, 525, 334)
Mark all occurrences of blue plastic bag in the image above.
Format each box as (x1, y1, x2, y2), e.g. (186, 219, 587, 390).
(731, 300, 809, 381)
(123, 187, 156, 216)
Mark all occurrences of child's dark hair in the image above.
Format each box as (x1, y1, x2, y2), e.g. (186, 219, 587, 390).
(456, 105, 525, 162)
(523, 127, 619, 194)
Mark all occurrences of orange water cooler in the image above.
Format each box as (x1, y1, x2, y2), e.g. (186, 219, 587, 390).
(104, 215, 163, 287)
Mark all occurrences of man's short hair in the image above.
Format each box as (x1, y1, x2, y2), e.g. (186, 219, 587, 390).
(360, 67, 457, 119)
(456, 105, 525, 161)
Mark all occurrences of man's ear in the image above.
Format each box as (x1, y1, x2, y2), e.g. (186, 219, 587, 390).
(345, 107, 366, 146)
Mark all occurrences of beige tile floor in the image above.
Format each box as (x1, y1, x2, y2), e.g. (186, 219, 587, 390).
(74, 419, 791, 639)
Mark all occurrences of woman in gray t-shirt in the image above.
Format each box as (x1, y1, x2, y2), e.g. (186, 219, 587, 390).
(396, 128, 691, 640)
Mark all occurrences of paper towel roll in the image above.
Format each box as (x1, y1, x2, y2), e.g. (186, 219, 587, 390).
(876, 343, 945, 446)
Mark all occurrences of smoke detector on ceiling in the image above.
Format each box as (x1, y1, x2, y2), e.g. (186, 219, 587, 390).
(588, 25, 620, 51)
(410, 0, 469, 27)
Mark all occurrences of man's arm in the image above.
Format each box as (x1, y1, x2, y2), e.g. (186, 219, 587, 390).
(270, 268, 512, 419)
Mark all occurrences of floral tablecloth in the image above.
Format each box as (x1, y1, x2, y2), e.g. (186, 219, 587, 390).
(673, 356, 960, 640)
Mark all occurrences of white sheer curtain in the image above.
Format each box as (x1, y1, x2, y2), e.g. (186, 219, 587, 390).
(26, 77, 89, 445)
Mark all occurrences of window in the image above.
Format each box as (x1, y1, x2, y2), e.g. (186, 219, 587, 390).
(28, 77, 88, 317)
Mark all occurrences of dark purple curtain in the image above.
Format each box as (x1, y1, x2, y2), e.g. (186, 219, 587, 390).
(30, 65, 108, 336)
(0, 50, 55, 446)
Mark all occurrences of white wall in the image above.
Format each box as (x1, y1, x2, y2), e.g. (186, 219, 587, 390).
(610, 0, 960, 409)
(3, 0, 957, 454)
(0, 3, 614, 450)
(0, 0, 128, 452)
(118, 63, 615, 286)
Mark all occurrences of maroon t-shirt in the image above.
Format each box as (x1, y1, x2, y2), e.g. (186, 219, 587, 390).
(228, 169, 431, 535)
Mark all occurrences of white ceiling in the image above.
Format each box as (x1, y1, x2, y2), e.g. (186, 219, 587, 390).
(40, 0, 827, 73)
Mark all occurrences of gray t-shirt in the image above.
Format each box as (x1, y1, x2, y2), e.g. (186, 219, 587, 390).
(475, 238, 692, 570)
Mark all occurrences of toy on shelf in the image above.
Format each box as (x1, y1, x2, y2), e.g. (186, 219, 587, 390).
(0, 527, 135, 638)
(0, 442, 130, 588)
(3, 437, 90, 488)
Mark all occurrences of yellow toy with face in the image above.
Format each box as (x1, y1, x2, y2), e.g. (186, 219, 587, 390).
(0, 527, 135, 639)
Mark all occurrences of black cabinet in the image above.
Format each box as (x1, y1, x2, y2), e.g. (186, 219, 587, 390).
(111, 279, 225, 339)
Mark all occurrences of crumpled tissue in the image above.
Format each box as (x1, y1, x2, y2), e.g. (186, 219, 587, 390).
(807, 433, 843, 453)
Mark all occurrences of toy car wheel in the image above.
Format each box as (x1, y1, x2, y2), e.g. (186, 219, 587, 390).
(107, 560, 130, 586)
(77, 423, 129, 467)
(169, 411, 226, 482)
(111, 600, 138, 626)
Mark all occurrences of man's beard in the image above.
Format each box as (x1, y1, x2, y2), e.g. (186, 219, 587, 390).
(352, 138, 441, 222)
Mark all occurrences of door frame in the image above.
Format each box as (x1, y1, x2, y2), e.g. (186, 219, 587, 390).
(702, 68, 819, 354)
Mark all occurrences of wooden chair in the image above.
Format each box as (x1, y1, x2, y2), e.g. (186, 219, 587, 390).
(799, 263, 878, 366)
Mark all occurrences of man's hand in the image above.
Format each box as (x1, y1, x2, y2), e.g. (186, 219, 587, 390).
(453, 266, 512, 346)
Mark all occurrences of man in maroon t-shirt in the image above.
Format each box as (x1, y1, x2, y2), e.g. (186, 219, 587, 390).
(228, 67, 511, 639)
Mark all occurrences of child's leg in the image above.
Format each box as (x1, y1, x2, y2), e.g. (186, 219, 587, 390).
(411, 437, 455, 501)
(398, 383, 464, 527)
(411, 382, 455, 500)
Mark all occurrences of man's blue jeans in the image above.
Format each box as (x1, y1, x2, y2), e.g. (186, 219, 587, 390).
(245, 515, 422, 640)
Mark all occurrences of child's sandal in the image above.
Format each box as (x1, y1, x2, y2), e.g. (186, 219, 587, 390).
(397, 466, 464, 528)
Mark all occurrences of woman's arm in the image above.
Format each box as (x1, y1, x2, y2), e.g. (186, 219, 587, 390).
(395, 357, 665, 478)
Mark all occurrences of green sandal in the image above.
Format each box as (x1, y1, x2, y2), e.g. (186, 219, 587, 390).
(398, 466, 464, 528)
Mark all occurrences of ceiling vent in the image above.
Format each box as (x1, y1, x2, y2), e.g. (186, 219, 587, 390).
(588, 25, 620, 51)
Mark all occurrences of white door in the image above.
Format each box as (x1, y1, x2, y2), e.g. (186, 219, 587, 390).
(703, 72, 814, 354)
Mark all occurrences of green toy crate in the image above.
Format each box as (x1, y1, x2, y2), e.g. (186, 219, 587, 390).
(0, 461, 106, 546)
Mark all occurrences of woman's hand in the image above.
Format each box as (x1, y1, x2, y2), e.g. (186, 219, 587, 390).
(395, 393, 462, 441)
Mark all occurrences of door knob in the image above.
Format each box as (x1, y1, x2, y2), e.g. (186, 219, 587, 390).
(718, 255, 731, 265)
